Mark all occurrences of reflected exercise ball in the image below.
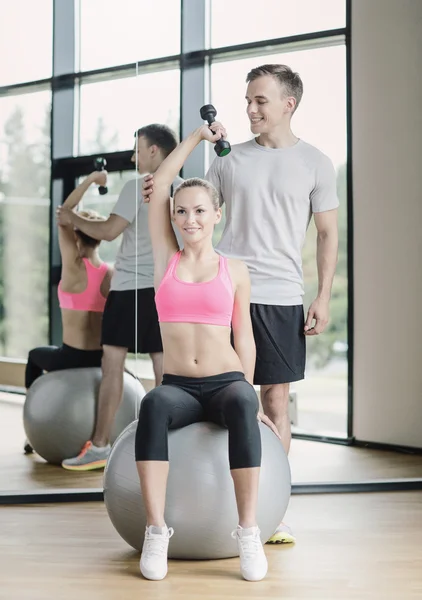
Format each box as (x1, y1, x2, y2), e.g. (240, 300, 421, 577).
(23, 368, 144, 464)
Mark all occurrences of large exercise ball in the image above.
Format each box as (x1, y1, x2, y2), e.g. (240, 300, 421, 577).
(23, 368, 144, 465)
(104, 420, 291, 560)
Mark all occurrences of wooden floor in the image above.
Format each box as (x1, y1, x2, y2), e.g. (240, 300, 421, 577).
(1, 492, 421, 599)
(0, 401, 104, 491)
(1, 397, 422, 492)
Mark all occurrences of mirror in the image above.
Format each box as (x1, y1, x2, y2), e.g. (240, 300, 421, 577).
(1, 0, 421, 503)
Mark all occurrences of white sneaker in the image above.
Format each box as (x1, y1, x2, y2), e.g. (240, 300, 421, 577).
(140, 525, 174, 581)
(231, 525, 268, 582)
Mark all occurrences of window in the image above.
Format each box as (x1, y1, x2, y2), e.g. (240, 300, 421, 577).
(210, 45, 346, 167)
(78, 0, 181, 72)
(211, 45, 348, 435)
(78, 69, 180, 155)
(0, 90, 51, 358)
(210, 0, 345, 48)
(0, 0, 53, 86)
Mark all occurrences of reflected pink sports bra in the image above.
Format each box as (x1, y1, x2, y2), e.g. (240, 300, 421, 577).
(58, 258, 108, 313)
(155, 252, 234, 327)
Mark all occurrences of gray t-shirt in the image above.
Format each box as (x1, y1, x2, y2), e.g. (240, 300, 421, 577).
(206, 138, 339, 305)
(110, 175, 184, 291)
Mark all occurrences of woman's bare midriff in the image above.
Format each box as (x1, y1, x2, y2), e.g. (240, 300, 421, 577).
(160, 322, 244, 378)
(61, 309, 103, 350)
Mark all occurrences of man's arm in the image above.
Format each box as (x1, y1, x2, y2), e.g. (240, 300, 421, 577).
(315, 209, 339, 300)
(57, 210, 129, 242)
(204, 155, 224, 205)
(304, 209, 338, 335)
(56, 178, 142, 241)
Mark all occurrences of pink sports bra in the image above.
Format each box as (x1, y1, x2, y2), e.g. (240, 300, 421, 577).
(155, 251, 234, 327)
(58, 258, 108, 313)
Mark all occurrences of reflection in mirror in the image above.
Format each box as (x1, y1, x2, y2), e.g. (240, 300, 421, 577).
(0, 89, 56, 492)
(0, 169, 135, 492)
(79, 0, 181, 71)
(78, 68, 180, 156)
(0, 0, 181, 490)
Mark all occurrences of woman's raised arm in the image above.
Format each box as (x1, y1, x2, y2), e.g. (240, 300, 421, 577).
(148, 125, 224, 277)
(58, 171, 107, 264)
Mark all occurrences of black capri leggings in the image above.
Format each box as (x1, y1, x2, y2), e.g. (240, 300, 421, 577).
(135, 371, 261, 470)
(25, 343, 103, 389)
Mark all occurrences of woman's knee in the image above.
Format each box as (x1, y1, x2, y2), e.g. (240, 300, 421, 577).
(140, 388, 163, 415)
(223, 382, 259, 421)
(138, 387, 175, 426)
(226, 384, 261, 469)
(135, 387, 172, 461)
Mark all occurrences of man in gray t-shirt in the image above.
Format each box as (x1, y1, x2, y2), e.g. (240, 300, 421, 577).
(206, 65, 339, 462)
(205, 65, 338, 544)
(58, 124, 182, 471)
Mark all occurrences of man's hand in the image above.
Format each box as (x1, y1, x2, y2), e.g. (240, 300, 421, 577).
(142, 122, 228, 204)
(257, 412, 281, 440)
(56, 205, 74, 227)
(304, 297, 330, 335)
(142, 174, 154, 203)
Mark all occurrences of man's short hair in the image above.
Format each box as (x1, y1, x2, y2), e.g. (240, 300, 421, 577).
(135, 124, 178, 158)
(246, 64, 304, 112)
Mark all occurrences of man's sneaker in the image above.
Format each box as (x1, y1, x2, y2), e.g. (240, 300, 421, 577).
(140, 525, 174, 581)
(267, 522, 296, 544)
(231, 525, 268, 582)
(61, 441, 110, 471)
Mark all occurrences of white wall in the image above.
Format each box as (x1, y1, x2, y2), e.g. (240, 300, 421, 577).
(352, 0, 422, 447)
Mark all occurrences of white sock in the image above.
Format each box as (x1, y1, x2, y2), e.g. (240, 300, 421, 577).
(148, 525, 168, 535)
(90, 443, 110, 451)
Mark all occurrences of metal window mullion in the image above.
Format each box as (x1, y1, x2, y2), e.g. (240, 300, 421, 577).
(180, 0, 208, 178)
(49, 0, 77, 345)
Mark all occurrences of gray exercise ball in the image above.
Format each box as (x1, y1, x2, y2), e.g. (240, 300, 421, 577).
(104, 420, 291, 560)
(23, 368, 144, 465)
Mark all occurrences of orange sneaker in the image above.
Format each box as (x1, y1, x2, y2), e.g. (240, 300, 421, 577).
(61, 441, 110, 471)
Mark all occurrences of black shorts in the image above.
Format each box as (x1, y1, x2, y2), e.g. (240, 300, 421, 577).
(250, 304, 306, 385)
(101, 288, 163, 354)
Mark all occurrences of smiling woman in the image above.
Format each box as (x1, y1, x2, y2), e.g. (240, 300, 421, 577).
(130, 125, 279, 581)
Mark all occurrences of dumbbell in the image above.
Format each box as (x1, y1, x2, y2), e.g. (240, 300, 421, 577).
(199, 104, 231, 157)
(93, 157, 108, 195)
